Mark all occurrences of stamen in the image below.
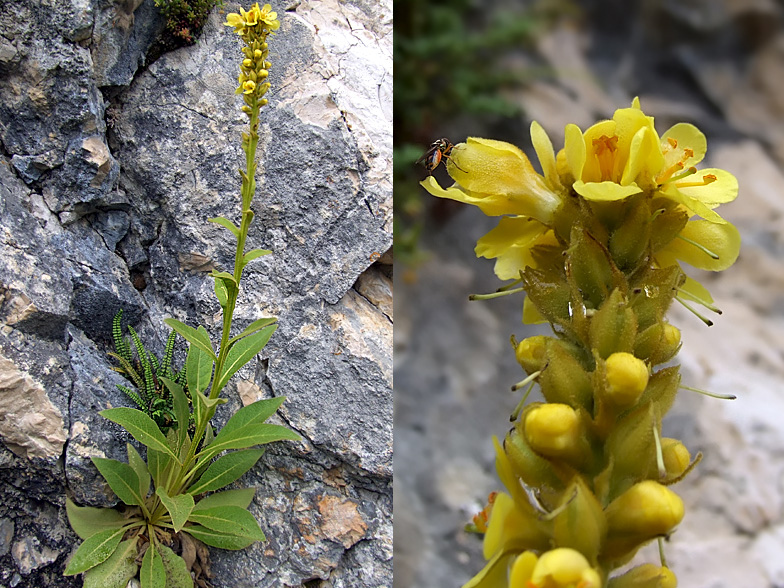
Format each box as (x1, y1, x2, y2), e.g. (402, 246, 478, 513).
(675, 287, 722, 314)
(511, 370, 541, 392)
(469, 286, 526, 301)
(676, 234, 720, 260)
(656, 162, 685, 184)
(497, 277, 524, 292)
(667, 137, 678, 148)
(674, 296, 713, 326)
(592, 134, 618, 181)
(510, 379, 537, 421)
(653, 425, 666, 479)
(680, 384, 736, 400)
(658, 537, 669, 568)
(675, 173, 716, 188)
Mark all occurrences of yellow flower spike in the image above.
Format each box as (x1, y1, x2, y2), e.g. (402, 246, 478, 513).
(475, 217, 553, 280)
(421, 138, 562, 224)
(605, 352, 649, 407)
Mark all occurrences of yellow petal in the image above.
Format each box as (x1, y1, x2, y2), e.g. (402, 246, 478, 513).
(573, 180, 642, 201)
(622, 126, 664, 188)
(674, 168, 738, 206)
(564, 123, 586, 182)
(462, 551, 514, 588)
(680, 274, 714, 305)
(531, 121, 562, 191)
(532, 548, 600, 587)
(509, 551, 538, 586)
(442, 139, 561, 222)
(659, 184, 726, 223)
(580, 119, 616, 183)
(663, 220, 741, 271)
(523, 296, 548, 325)
(661, 122, 706, 167)
(475, 217, 549, 279)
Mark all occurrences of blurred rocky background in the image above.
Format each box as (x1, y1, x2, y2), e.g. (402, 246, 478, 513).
(0, 0, 392, 586)
(395, 0, 784, 586)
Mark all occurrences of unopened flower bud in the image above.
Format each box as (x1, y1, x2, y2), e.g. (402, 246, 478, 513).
(606, 480, 684, 538)
(605, 352, 649, 407)
(254, 48, 263, 58)
(524, 404, 584, 461)
(259, 98, 268, 107)
(510, 548, 601, 588)
(242, 58, 253, 68)
(661, 438, 690, 478)
(608, 563, 677, 588)
(515, 335, 548, 373)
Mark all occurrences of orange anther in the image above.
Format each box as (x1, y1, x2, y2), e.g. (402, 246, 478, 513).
(702, 174, 716, 184)
(667, 137, 678, 148)
(684, 148, 694, 159)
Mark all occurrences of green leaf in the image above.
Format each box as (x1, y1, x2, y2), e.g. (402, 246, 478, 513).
(163, 319, 216, 360)
(219, 397, 286, 439)
(126, 443, 151, 502)
(64, 527, 126, 575)
(193, 488, 256, 512)
(147, 447, 174, 489)
(209, 271, 237, 286)
(208, 216, 240, 237)
(214, 325, 277, 391)
(82, 537, 139, 588)
(183, 524, 255, 550)
(158, 544, 194, 588)
(213, 275, 229, 308)
(188, 449, 265, 495)
(186, 336, 214, 395)
(242, 248, 272, 265)
(156, 487, 195, 534)
(100, 407, 179, 462)
(91, 457, 144, 507)
(65, 498, 129, 540)
(192, 389, 227, 426)
(187, 505, 265, 541)
(140, 543, 166, 588)
(160, 377, 190, 450)
(228, 317, 278, 346)
(199, 423, 300, 462)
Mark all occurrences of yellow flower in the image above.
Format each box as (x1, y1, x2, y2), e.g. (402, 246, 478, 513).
(475, 216, 556, 281)
(510, 548, 601, 588)
(242, 80, 257, 94)
(420, 137, 562, 224)
(258, 3, 280, 29)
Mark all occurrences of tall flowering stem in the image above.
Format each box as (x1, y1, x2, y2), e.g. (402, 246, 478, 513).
(423, 99, 740, 587)
(64, 6, 300, 585)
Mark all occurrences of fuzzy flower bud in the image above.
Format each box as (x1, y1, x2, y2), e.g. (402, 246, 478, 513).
(661, 437, 690, 479)
(605, 352, 649, 407)
(524, 404, 584, 462)
(605, 480, 684, 540)
(243, 58, 253, 68)
(515, 335, 548, 373)
(608, 564, 677, 588)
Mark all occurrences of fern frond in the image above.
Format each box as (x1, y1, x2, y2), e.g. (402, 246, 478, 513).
(128, 326, 153, 381)
(107, 352, 145, 390)
(161, 330, 177, 377)
(112, 310, 132, 362)
(116, 384, 146, 411)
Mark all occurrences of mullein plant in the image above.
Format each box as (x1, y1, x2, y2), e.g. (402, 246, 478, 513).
(63, 5, 300, 587)
(422, 99, 740, 588)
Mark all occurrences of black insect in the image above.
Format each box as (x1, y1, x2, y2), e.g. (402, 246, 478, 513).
(416, 138, 466, 174)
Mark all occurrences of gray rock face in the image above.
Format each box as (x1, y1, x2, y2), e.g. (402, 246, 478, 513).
(0, 0, 391, 586)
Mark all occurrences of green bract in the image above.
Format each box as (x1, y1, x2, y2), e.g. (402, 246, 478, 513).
(64, 6, 299, 587)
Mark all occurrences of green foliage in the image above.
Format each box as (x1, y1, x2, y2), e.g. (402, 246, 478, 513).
(153, 0, 223, 46)
(110, 310, 188, 433)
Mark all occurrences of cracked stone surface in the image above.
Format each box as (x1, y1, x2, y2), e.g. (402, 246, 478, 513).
(0, 0, 391, 586)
